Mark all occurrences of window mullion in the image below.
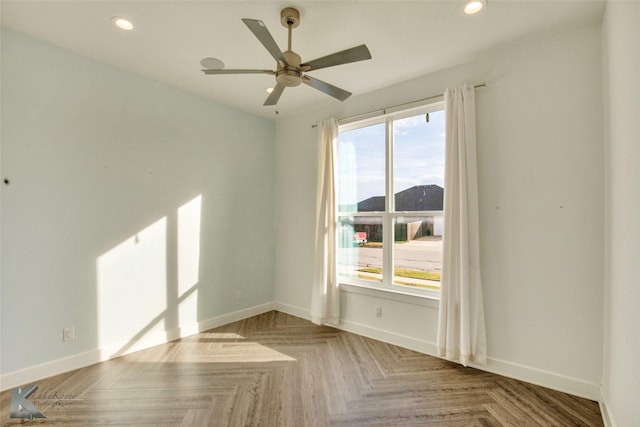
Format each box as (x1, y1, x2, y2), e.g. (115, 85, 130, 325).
(383, 117, 394, 288)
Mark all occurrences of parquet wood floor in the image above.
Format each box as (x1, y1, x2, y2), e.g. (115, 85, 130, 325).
(0, 311, 603, 426)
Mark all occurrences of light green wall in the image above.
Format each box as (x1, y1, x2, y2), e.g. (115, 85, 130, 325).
(1, 28, 275, 374)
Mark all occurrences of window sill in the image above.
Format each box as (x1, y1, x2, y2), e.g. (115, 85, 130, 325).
(339, 282, 440, 308)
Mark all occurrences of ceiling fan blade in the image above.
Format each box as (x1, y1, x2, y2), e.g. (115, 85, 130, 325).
(301, 44, 371, 72)
(242, 19, 283, 63)
(202, 69, 274, 75)
(303, 75, 352, 101)
(264, 84, 285, 106)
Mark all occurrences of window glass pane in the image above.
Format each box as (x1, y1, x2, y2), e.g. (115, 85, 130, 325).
(392, 216, 442, 290)
(338, 123, 385, 212)
(393, 111, 445, 211)
(336, 105, 445, 292)
(338, 216, 383, 283)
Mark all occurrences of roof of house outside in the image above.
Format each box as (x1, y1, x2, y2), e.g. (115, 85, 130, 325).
(357, 196, 385, 212)
(394, 184, 444, 211)
(344, 184, 444, 212)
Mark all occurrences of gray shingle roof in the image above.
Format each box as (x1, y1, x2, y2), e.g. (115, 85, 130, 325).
(355, 185, 443, 212)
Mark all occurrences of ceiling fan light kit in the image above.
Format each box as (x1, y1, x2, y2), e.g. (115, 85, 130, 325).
(201, 7, 372, 106)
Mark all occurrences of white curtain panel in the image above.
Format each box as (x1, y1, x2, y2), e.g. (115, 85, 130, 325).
(310, 118, 340, 326)
(437, 84, 487, 366)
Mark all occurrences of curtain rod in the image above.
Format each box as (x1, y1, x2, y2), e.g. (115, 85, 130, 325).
(311, 83, 486, 128)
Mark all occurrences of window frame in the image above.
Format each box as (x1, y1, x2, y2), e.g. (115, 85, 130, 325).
(336, 101, 445, 299)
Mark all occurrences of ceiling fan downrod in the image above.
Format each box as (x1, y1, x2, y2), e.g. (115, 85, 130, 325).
(277, 7, 303, 87)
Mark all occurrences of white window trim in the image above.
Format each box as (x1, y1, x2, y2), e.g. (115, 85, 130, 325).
(340, 282, 440, 307)
(337, 101, 445, 300)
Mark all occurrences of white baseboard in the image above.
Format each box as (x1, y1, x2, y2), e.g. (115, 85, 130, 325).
(599, 388, 617, 427)
(468, 357, 600, 401)
(338, 318, 438, 355)
(272, 301, 312, 322)
(0, 348, 102, 393)
(274, 302, 601, 402)
(0, 302, 275, 392)
(1, 300, 602, 405)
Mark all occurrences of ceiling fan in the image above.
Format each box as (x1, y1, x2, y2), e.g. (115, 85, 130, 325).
(201, 7, 372, 106)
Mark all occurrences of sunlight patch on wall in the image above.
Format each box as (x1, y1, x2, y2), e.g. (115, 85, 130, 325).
(177, 195, 202, 326)
(97, 217, 167, 348)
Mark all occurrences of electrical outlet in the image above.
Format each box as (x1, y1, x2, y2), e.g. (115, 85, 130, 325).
(376, 307, 382, 318)
(236, 290, 242, 302)
(63, 326, 75, 342)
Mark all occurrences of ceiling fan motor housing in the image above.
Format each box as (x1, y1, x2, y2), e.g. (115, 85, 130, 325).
(277, 50, 303, 87)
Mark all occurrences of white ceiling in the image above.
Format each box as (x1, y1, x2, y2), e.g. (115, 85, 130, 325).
(1, 0, 605, 119)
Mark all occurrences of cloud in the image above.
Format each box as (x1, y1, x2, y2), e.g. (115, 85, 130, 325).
(338, 109, 446, 202)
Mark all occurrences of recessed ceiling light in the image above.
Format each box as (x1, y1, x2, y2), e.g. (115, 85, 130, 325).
(112, 17, 134, 31)
(464, 0, 487, 15)
(200, 57, 225, 70)
(266, 87, 274, 94)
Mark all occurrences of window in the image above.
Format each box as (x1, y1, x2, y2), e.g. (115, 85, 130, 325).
(336, 103, 445, 296)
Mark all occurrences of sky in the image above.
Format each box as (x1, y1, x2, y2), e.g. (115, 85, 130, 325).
(338, 110, 445, 207)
